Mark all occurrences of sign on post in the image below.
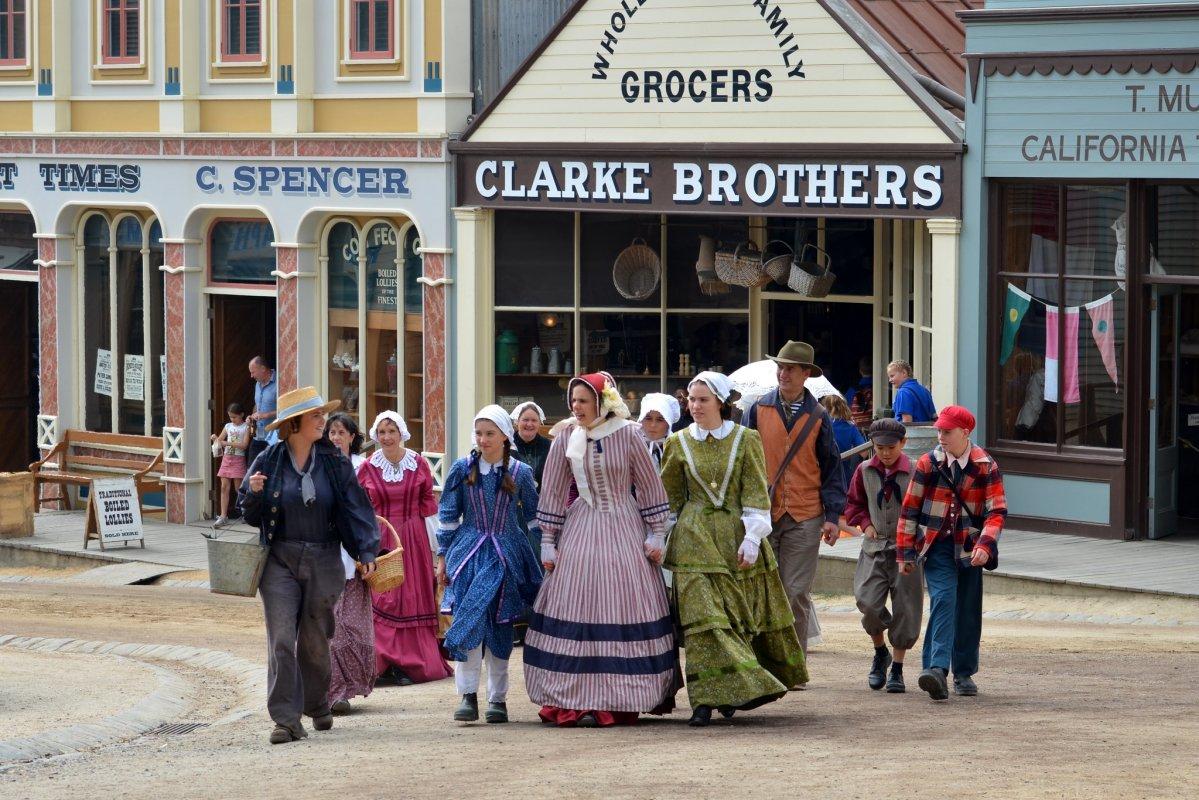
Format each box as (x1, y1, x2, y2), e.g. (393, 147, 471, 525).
(84, 477, 145, 550)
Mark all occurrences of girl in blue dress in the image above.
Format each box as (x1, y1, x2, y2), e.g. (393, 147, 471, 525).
(435, 405, 543, 724)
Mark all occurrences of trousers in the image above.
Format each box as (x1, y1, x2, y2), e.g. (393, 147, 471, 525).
(767, 514, 824, 656)
(454, 645, 510, 703)
(854, 546, 924, 650)
(260, 540, 346, 733)
(920, 534, 983, 677)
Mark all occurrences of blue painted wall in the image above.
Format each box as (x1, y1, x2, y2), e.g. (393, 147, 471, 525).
(1004, 474, 1111, 525)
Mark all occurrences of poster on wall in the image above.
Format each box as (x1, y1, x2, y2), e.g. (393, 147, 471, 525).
(94, 349, 113, 397)
(160, 354, 167, 400)
(123, 354, 145, 402)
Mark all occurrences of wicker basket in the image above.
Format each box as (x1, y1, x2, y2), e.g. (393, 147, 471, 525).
(612, 238, 661, 300)
(0, 472, 34, 539)
(364, 516, 405, 594)
(762, 240, 796, 284)
(786, 243, 837, 298)
(714, 241, 771, 287)
(694, 235, 731, 296)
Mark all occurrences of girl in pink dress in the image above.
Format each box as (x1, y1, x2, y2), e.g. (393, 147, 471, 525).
(357, 411, 453, 685)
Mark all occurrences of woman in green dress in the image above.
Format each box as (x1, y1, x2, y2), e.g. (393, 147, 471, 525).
(662, 371, 808, 727)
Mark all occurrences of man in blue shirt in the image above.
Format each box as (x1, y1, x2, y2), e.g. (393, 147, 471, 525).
(246, 356, 278, 466)
(887, 360, 936, 423)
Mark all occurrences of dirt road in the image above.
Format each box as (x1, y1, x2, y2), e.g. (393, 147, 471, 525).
(1, 579, 1196, 800)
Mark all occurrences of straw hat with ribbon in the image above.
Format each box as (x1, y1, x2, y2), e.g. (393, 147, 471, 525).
(765, 340, 824, 378)
(266, 386, 341, 437)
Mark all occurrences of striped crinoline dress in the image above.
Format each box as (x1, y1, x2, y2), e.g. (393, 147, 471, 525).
(524, 420, 679, 726)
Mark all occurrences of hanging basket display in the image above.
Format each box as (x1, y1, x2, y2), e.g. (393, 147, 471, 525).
(714, 240, 771, 287)
(762, 239, 796, 284)
(695, 234, 731, 296)
(786, 243, 837, 298)
(612, 238, 661, 300)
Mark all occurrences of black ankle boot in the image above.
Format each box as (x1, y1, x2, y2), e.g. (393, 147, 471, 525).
(688, 706, 713, 727)
(453, 692, 479, 722)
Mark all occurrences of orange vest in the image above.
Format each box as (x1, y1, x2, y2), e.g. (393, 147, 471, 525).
(757, 402, 824, 523)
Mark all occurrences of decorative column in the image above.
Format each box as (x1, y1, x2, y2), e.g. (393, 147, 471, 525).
(417, 249, 451, 488)
(274, 247, 301, 395)
(450, 207, 493, 463)
(927, 218, 962, 409)
(160, 240, 204, 524)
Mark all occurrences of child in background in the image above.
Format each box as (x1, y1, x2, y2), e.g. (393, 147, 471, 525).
(820, 393, 868, 492)
(843, 419, 922, 693)
(211, 402, 253, 528)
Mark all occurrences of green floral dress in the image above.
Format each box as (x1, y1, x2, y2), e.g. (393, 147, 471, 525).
(662, 423, 808, 710)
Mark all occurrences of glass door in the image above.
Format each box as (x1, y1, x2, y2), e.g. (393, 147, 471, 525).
(1148, 285, 1180, 539)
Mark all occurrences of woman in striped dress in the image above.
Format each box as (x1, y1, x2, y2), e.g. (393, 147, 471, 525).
(524, 372, 678, 727)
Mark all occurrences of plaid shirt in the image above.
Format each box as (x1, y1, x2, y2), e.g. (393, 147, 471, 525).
(896, 444, 1007, 565)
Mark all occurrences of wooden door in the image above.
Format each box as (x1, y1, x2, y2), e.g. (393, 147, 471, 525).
(0, 281, 36, 472)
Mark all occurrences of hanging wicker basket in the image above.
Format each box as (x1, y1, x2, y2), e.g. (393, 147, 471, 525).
(612, 238, 661, 300)
(786, 243, 837, 298)
(364, 516, 405, 594)
(695, 234, 731, 296)
(762, 239, 796, 284)
(714, 241, 771, 287)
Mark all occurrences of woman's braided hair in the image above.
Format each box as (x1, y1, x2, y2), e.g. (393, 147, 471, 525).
(465, 438, 517, 495)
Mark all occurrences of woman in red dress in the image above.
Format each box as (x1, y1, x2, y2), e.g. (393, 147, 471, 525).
(357, 411, 452, 685)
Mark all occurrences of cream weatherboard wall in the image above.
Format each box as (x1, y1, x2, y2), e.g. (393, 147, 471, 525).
(468, 0, 956, 145)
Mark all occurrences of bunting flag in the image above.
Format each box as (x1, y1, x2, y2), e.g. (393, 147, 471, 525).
(1000, 284, 1033, 365)
(1085, 295, 1119, 390)
(1045, 306, 1081, 404)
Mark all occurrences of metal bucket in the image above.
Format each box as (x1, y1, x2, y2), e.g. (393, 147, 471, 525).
(205, 533, 269, 597)
(901, 425, 940, 462)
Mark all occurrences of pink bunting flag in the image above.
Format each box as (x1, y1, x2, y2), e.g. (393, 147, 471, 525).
(1085, 295, 1119, 390)
(1045, 305, 1080, 404)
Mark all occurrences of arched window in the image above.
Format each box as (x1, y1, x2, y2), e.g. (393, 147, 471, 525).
(323, 218, 424, 450)
(81, 212, 166, 435)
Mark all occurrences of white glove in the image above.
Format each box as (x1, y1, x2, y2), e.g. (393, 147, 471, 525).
(540, 542, 557, 567)
(644, 533, 666, 564)
(737, 537, 760, 567)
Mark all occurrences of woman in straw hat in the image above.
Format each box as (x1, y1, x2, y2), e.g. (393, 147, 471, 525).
(662, 372, 807, 727)
(524, 373, 679, 727)
(357, 410, 453, 686)
(239, 386, 380, 745)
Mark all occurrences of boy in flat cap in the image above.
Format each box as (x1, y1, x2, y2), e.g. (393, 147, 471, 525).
(844, 419, 922, 693)
(897, 405, 1008, 701)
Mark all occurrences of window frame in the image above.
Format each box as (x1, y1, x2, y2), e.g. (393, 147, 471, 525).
(347, 0, 396, 61)
(220, 0, 265, 64)
(0, 0, 29, 69)
(98, 0, 142, 66)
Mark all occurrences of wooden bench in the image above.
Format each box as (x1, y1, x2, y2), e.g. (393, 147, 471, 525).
(29, 430, 164, 513)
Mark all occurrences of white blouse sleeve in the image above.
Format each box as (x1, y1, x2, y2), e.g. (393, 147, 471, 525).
(741, 508, 772, 545)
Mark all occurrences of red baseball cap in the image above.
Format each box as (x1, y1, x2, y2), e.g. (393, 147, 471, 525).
(934, 405, 976, 432)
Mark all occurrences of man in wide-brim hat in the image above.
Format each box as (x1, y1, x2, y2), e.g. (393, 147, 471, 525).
(742, 341, 847, 671)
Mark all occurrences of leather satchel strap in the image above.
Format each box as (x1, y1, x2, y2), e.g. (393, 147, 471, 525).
(768, 406, 825, 501)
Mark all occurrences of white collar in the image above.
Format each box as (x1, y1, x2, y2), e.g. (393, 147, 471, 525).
(477, 454, 504, 475)
(949, 446, 971, 470)
(689, 420, 735, 441)
(369, 448, 418, 483)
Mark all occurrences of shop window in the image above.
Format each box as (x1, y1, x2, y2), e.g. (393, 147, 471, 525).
(324, 219, 423, 450)
(101, 0, 141, 65)
(81, 213, 167, 437)
(494, 210, 573, 308)
(1148, 185, 1199, 279)
(0, 0, 27, 66)
(581, 214, 661, 308)
(0, 211, 35, 271)
(992, 183, 1126, 452)
(581, 312, 661, 400)
(494, 311, 574, 419)
(209, 219, 275, 285)
(222, 0, 263, 61)
(666, 313, 749, 394)
(665, 215, 748, 310)
(350, 0, 394, 60)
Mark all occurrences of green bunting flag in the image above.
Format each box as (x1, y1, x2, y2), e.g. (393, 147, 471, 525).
(1000, 284, 1033, 365)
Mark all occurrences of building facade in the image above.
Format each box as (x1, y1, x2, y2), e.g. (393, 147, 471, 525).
(0, 1, 472, 522)
(958, 0, 1199, 540)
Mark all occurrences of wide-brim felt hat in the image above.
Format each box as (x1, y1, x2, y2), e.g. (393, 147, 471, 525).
(266, 386, 341, 433)
(766, 340, 823, 377)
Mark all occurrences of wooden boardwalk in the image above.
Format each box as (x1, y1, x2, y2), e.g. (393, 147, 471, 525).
(4, 511, 1198, 598)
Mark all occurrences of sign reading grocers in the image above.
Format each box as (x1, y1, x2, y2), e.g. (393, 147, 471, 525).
(85, 477, 145, 550)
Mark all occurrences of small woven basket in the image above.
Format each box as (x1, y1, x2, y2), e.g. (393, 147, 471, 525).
(612, 238, 661, 300)
(364, 516, 405, 594)
(762, 240, 796, 284)
(786, 243, 836, 298)
(695, 235, 731, 296)
(714, 241, 771, 287)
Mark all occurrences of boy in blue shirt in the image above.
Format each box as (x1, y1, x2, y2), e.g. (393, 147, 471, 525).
(887, 360, 936, 423)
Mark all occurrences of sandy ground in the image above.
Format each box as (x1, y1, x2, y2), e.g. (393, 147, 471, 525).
(1, 650, 158, 733)
(1, 580, 1197, 800)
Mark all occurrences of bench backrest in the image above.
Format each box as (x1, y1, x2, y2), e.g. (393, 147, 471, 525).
(61, 429, 164, 477)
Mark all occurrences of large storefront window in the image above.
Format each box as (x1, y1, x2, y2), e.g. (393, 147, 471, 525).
(992, 184, 1127, 452)
(82, 212, 167, 436)
(493, 211, 752, 421)
(325, 219, 423, 449)
(0, 211, 36, 271)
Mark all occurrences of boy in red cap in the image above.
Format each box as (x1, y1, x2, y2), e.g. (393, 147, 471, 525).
(896, 405, 1007, 701)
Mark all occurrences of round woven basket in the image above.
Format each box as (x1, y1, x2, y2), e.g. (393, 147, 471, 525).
(612, 238, 661, 300)
(762, 240, 795, 284)
(714, 241, 771, 287)
(364, 516, 405, 594)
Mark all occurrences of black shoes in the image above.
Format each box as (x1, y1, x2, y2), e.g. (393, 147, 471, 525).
(918, 667, 949, 700)
(954, 675, 978, 696)
(576, 712, 599, 728)
(868, 647, 893, 691)
(454, 692, 479, 722)
(312, 713, 333, 731)
(885, 663, 906, 693)
(688, 706, 713, 727)
(485, 702, 509, 724)
(330, 699, 352, 715)
(717, 706, 736, 719)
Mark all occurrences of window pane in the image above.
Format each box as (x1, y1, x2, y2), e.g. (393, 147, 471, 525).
(117, 228, 145, 435)
(494, 311, 574, 422)
(245, 3, 261, 55)
(374, 1, 390, 52)
(326, 222, 361, 425)
(1150, 184, 1199, 278)
(666, 313, 748, 384)
(999, 185, 1060, 284)
(825, 218, 874, 297)
(227, 4, 241, 55)
(403, 225, 422, 315)
(148, 239, 165, 435)
(126, 6, 139, 58)
(355, 1, 370, 51)
(13, 9, 22, 60)
(327, 221, 358, 310)
(402, 227, 423, 449)
(107, 10, 121, 56)
(0, 211, 36, 270)
(1063, 186, 1124, 280)
(364, 222, 398, 312)
(581, 213, 660, 308)
(1064, 281, 1124, 449)
(84, 216, 113, 432)
(666, 215, 749, 309)
(494, 210, 573, 307)
(583, 312, 661, 412)
(210, 220, 275, 284)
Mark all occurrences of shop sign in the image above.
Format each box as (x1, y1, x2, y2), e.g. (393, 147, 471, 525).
(0, 163, 16, 190)
(85, 477, 145, 550)
(195, 164, 411, 198)
(38, 162, 141, 192)
(460, 154, 960, 218)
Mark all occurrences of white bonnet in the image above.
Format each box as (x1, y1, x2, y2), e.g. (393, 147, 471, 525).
(510, 401, 546, 424)
(638, 392, 681, 425)
(473, 404, 515, 442)
(368, 410, 411, 443)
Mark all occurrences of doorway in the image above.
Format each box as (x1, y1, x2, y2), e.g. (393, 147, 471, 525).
(0, 280, 37, 472)
(209, 295, 276, 518)
(765, 299, 874, 394)
(1147, 286, 1199, 540)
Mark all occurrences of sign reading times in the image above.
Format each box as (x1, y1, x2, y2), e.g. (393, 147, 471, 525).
(459, 154, 961, 218)
(84, 477, 145, 550)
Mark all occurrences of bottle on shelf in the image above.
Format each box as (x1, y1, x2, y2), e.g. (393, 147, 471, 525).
(386, 348, 398, 395)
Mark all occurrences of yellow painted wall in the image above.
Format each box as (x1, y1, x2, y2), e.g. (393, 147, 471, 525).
(424, 0, 442, 63)
(37, 0, 52, 72)
(0, 101, 33, 131)
(71, 101, 160, 132)
(199, 99, 273, 132)
(313, 98, 418, 133)
(165, 0, 179, 69)
(277, 0, 294, 67)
